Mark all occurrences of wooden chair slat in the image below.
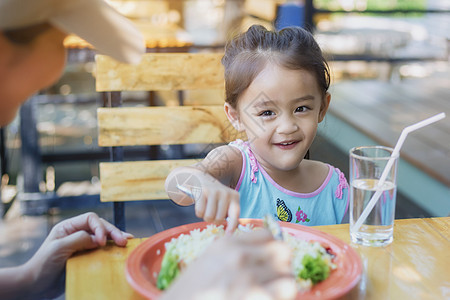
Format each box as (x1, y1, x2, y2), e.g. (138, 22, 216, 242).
(183, 89, 225, 106)
(97, 106, 244, 147)
(99, 159, 198, 202)
(95, 53, 225, 92)
(107, 1, 169, 19)
(244, 0, 279, 21)
(96, 53, 246, 209)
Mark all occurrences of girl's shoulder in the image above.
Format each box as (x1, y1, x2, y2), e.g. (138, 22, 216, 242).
(302, 159, 347, 186)
(204, 144, 243, 164)
(283, 160, 330, 193)
(306, 160, 349, 196)
(303, 160, 347, 183)
(302, 159, 330, 179)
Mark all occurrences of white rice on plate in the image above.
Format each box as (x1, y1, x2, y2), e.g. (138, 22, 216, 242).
(158, 224, 336, 291)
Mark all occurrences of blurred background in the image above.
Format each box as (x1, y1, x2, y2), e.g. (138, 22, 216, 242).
(0, 1, 449, 295)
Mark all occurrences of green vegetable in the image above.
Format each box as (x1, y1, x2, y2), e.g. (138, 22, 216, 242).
(298, 254, 330, 284)
(157, 250, 180, 290)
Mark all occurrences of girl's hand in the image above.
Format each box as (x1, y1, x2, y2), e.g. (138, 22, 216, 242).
(192, 179, 240, 234)
(165, 146, 243, 233)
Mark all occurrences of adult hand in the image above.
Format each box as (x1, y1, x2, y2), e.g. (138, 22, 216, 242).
(24, 212, 133, 299)
(161, 228, 297, 300)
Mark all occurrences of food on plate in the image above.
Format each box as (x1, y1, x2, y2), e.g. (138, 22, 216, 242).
(156, 224, 336, 291)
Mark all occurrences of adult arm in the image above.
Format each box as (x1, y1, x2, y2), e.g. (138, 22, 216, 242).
(0, 212, 133, 300)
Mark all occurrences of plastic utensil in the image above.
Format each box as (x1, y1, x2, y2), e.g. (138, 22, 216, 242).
(176, 183, 195, 199)
(263, 214, 283, 240)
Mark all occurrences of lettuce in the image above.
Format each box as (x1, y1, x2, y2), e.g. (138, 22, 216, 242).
(157, 250, 179, 290)
(298, 254, 330, 284)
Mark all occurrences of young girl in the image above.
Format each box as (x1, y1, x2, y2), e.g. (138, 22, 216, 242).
(165, 25, 349, 232)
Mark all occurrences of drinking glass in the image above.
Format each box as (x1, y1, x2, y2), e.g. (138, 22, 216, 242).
(349, 146, 398, 246)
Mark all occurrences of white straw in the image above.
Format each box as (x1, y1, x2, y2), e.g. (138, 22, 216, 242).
(351, 112, 446, 233)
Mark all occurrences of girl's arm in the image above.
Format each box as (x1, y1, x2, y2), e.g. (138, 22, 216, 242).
(165, 145, 243, 232)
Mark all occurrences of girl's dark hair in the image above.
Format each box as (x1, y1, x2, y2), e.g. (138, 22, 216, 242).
(222, 25, 330, 108)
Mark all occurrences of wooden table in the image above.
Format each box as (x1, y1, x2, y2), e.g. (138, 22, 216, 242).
(66, 217, 449, 299)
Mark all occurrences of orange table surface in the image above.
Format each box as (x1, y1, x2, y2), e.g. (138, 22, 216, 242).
(66, 217, 450, 300)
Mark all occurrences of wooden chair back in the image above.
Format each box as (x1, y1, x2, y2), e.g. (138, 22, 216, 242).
(241, 0, 280, 31)
(95, 53, 244, 229)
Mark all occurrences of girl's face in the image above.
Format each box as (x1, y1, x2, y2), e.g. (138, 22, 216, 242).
(225, 62, 330, 175)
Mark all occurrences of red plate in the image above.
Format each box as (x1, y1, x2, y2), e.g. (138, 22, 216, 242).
(126, 219, 362, 300)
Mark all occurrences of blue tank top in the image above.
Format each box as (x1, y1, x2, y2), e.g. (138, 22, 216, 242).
(230, 140, 349, 226)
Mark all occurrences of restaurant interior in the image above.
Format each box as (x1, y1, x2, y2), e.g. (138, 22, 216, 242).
(0, 0, 449, 299)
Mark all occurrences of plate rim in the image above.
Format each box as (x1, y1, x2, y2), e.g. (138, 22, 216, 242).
(125, 219, 363, 300)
